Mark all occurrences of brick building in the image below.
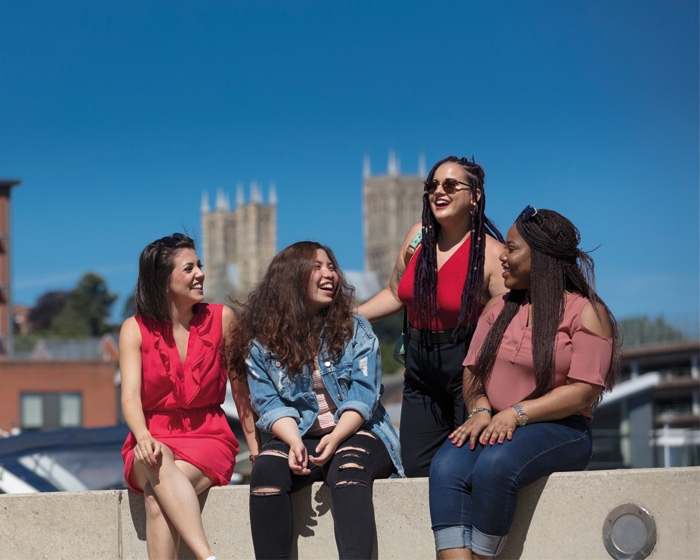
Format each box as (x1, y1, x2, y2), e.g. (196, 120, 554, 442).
(0, 178, 21, 357)
(0, 360, 119, 434)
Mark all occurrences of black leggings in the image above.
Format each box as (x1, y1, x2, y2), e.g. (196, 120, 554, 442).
(400, 334, 471, 477)
(249, 429, 395, 559)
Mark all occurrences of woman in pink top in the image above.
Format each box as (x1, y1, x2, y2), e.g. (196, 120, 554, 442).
(429, 208, 621, 559)
(120, 233, 259, 560)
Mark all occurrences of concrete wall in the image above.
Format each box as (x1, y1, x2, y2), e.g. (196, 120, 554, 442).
(1, 467, 698, 559)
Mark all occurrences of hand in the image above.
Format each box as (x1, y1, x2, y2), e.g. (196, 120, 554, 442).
(479, 408, 519, 446)
(309, 434, 339, 467)
(133, 435, 161, 469)
(288, 439, 310, 475)
(449, 411, 491, 449)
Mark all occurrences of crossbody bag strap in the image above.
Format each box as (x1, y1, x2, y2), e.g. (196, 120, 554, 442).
(401, 230, 423, 335)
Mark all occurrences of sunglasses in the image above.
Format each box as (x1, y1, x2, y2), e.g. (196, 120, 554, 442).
(519, 206, 556, 238)
(423, 178, 472, 195)
(155, 233, 186, 247)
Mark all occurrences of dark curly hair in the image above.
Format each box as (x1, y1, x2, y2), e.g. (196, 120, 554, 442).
(465, 209, 621, 408)
(414, 156, 503, 329)
(227, 241, 356, 380)
(134, 233, 197, 323)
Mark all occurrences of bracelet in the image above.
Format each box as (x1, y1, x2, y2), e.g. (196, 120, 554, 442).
(468, 407, 492, 419)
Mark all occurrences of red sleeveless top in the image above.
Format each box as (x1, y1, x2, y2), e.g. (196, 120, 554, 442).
(121, 303, 239, 492)
(397, 236, 481, 331)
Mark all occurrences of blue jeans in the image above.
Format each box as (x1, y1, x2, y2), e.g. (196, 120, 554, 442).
(429, 415, 592, 556)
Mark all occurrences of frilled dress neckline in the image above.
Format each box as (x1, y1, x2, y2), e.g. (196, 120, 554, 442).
(150, 304, 216, 409)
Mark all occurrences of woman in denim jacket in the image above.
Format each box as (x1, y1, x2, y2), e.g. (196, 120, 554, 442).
(227, 241, 403, 559)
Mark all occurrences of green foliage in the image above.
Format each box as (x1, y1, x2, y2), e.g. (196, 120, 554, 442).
(122, 292, 135, 320)
(619, 315, 685, 347)
(28, 290, 70, 331)
(371, 312, 405, 375)
(39, 273, 118, 337)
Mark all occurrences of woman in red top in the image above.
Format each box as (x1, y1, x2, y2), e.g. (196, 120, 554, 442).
(120, 233, 259, 560)
(428, 208, 621, 559)
(357, 156, 506, 477)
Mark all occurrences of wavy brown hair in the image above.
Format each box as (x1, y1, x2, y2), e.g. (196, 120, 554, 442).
(464, 209, 621, 408)
(226, 241, 355, 380)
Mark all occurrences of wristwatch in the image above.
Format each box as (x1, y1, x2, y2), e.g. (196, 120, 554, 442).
(512, 404, 529, 427)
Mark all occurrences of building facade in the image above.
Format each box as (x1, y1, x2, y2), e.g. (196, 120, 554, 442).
(0, 179, 21, 357)
(363, 152, 426, 287)
(200, 182, 277, 304)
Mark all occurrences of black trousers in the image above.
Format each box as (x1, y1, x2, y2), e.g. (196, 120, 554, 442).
(249, 430, 394, 559)
(400, 332, 472, 477)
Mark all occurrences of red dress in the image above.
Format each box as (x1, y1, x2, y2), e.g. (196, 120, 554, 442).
(121, 303, 239, 493)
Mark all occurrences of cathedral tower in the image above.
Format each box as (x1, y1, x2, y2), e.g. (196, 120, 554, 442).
(201, 182, 277, 304)
(363, 152, 425, 287)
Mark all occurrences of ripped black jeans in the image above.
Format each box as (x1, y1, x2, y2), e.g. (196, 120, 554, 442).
(249, 429, 395, 559)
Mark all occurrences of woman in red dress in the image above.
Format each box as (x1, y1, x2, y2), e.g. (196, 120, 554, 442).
(120, 233, 259, 560)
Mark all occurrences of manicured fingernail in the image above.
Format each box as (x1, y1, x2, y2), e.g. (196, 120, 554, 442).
(498, 439, 503, 443)
(469, 444, 474, 449)
(452, 439, 456, 443)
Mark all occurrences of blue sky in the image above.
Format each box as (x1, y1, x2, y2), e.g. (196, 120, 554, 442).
(2, 1, 698, 323)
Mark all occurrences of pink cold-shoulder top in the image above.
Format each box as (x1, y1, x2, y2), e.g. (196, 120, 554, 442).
(463, 293, 613, 419)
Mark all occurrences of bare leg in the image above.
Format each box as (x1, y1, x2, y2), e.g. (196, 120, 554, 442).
(439, 547, 473, 560)
(143, 482, 179, 559)
(472, 553, 493, 560)
(132, 445, 214, 560)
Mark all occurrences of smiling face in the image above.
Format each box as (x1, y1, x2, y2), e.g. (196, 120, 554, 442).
(500, 224, 532, 292)
(167, 248, 205, 306)
(428, 162, 481, 224)
(307, 248, 338, 312)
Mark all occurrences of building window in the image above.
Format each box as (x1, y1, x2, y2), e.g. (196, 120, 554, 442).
(20, 392, 83, 432)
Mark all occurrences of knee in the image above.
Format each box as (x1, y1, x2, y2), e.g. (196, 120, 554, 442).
(144, 491, 165, 521)
(249, 449, 292, 494)
(428, 442, 461, 480)
(327, 439, 374, 490)
(470, 450, 516, 488)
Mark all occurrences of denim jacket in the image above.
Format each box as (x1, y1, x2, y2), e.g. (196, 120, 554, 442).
(245, 314, 404, 477)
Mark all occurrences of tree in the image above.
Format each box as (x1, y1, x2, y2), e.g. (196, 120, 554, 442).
(50, 273, 118, 336)
(618, 315, 685, 347)
(371, 313, 405, 375)
(122, 291, 135, 321)
(28, 291, 70, 331)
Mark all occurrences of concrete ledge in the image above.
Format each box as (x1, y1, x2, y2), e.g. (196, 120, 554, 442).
(1, 467, 699, 559)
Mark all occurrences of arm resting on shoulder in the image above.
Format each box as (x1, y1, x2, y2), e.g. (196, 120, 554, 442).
(355, 222, 421, 321)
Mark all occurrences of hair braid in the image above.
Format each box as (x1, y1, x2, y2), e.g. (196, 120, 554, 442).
(413, 156, 503, 331)
(466, 209, 621, 407)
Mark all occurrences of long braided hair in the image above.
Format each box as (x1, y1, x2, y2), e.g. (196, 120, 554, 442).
(413, 156, 504, 329)
(465, 209, 621, 407)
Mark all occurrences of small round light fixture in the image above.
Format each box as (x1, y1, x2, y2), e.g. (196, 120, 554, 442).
(602, 503, 657, 560)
